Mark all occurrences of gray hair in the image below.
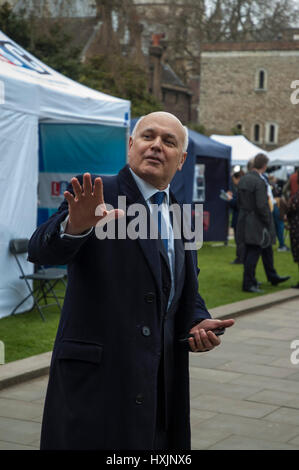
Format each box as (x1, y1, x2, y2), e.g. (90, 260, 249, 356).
(131, 112, 189, 152)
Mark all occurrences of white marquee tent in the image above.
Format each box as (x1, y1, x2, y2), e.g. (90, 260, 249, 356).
(268, 137, 299, 166)
(0, 30, 130, 319)
(210, 134, 268, 166)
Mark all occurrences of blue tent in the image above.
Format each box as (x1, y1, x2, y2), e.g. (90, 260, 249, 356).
(130, 120, 232, 242)
(172, 129, 231, 242)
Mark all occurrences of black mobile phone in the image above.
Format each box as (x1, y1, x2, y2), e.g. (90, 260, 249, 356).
(179, 328, 225, 343)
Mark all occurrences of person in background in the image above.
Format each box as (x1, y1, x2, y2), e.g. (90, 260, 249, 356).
(237, 154, 290, 293)
(283, 167, 299, 200)
(226, 170, 245, 264)
(268, 175, 289, 252)
(286, 178, 299, 288)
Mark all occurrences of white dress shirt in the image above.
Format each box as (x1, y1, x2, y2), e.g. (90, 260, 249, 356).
(129, 168, 175, 308)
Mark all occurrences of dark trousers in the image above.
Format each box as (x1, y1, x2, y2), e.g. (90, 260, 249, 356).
(273, 204, 285, 248)
(243, 244, 277, 290)
(233, 228, 245, 262)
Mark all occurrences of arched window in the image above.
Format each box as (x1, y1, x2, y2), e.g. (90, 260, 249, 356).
(233, 122, 243, 135)
(253, 123, 260, 142)
(259, 70, 265, 89)
(255, 69, 267, 91)
(269, 124, 275, 142)
(265, 122, 279, 145)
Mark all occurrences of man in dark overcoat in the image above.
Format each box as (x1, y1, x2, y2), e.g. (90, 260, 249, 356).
(28, 112, 234, 450)
(237, 153, 289, 292)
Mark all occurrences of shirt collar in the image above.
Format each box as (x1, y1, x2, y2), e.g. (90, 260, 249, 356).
(129, 167, 170, 204)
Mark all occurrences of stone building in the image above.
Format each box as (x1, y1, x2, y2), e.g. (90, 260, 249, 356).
(199, 41, 299, 150)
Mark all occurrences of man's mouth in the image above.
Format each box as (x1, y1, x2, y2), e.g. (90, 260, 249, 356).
(144, 155, 163, 164)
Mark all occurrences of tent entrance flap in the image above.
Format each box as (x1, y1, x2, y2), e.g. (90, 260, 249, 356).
(0, 109, 38, 319)
(38, 123, 127, 223)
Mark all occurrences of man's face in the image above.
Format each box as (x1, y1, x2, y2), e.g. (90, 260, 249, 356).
(128, 113, 187, 189)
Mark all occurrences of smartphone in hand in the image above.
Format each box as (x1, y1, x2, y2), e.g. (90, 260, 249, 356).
(179, 328, 225, 344)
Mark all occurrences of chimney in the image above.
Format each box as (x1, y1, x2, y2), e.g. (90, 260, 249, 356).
(149, 33, 165, 101)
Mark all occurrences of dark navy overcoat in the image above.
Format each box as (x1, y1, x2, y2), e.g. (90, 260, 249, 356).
(28, 165, 210, 450)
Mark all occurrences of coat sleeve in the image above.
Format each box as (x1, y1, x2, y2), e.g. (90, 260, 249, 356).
(28, 176, 94, 266)
(255, 181, 271, 227)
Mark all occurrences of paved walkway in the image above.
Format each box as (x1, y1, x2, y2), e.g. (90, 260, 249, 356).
(190, 297, 299, 449)
(0, 295, 299, 450)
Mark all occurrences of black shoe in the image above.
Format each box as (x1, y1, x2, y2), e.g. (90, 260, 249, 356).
(291, 283, 299, 289)
(230, 259, 243, 264)
(243, 286, 264, 293)
(270, 276, 290, 286)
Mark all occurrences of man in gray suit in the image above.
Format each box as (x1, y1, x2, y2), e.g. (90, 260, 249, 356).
(237, 153, 289, 293)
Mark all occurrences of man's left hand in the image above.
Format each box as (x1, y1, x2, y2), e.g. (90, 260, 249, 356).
(188, 318, 235, 353)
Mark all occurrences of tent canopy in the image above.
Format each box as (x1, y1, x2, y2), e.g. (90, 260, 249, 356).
(0, 30, 130, 125)
(210, 134, 268, 166)
(0, 30, 130, 319)
(185, 130, 231, 242)
(188, 129, 232, 159)
(171, 128, 231, 205)
(268, 137, 299, 166)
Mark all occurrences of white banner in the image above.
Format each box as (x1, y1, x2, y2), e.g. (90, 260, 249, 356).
(38, 172, 76, 209)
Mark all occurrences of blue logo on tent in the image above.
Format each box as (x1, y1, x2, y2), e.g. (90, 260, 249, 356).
(0, 41, 50, 75)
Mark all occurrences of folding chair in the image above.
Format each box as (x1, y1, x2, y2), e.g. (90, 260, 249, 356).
(9, 238, 66, 321)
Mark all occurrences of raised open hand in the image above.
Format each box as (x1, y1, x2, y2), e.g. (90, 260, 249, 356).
(64, 173, 124, 235)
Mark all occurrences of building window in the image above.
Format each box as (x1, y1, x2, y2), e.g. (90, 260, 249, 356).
(259, 70, 265, 89)
(265, 122, 279, 145)
(232, 122, 243, 135)
(253, 123, 262, 143)
(255, 69, 267, 91)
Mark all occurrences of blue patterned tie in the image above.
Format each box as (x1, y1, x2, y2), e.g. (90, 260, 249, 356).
(151, 191, 168, 252)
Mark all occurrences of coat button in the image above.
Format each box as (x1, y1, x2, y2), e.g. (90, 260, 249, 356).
(136, 393, 143, 405)
(142, 326, 151, 337)
(144, 292, 155, 303)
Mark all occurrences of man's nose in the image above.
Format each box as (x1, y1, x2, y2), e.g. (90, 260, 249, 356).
(150, 136, 162, 149)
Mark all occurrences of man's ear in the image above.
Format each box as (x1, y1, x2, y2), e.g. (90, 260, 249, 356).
(178, 152, 187, 171)
(128, 136, 133, 150)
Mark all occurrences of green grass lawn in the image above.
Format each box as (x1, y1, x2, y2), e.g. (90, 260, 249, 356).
(0, 284, 63, 364)
(0, 237, 298, 363)
(198, 238, 298, 309)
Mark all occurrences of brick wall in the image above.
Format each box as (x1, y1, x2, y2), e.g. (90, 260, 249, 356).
(199, 43, 299, 149)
